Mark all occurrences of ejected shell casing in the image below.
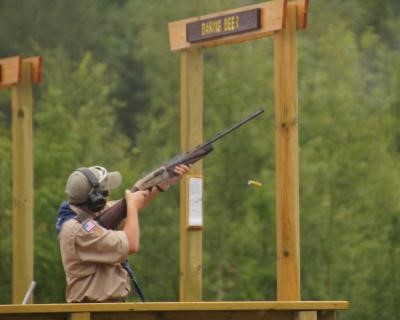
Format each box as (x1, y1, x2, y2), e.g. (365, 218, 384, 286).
(248, 180, 263, 188)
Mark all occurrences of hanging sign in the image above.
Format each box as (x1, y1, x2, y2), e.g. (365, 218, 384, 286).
(186, 9, 261, 43)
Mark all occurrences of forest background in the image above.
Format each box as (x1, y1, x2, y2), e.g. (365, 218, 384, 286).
(0, 1, 399, 319)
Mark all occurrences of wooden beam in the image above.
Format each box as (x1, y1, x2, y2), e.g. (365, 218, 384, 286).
(179, 48, 203, 301)
(0, 56, 21, 89)
(168, 0, 287, 51)
(0, 301, 351, 313)
(0, 301, 350, 320)
(274, 5, 300, 300)
(0, 56, 42, 89)
(11, 60, 34, 303)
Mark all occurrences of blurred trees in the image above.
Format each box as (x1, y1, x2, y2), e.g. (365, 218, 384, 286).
(0, 1, 399, 319)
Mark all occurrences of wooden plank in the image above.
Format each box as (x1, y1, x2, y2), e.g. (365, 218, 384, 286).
(179, 48, 203, 301)
(0, 301, 350, 314)
(0, 302, 348, 319)
(274, 5, 300, 300)
(168, 0, 286, 51)
(24, 56, 43, 84)
(11, 60, 34, 304)
(0, 56, 21, 89)
(0, 310, 293, 320)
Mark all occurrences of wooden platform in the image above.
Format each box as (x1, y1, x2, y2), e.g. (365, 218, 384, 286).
(0, 301, 349, 320)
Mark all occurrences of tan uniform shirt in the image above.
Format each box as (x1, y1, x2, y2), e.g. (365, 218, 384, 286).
(59, 217, 130, 302)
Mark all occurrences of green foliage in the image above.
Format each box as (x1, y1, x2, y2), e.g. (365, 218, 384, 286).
(0, 1, 399, 319)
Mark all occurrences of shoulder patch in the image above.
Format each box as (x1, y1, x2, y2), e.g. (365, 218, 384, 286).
(82, 219, 97, 233)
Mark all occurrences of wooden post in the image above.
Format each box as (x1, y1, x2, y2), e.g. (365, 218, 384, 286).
(11, 60, 34, 304)
(274, 4, 301, 300)
(179, 48, 203, 301)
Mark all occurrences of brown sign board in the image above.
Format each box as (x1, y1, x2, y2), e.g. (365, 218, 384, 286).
(186, 9, 261, 43)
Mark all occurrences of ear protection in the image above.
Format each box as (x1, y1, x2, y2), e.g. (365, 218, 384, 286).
(77, 167, 107, 212)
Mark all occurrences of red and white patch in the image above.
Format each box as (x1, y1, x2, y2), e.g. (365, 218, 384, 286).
(82, 220, 97, 232)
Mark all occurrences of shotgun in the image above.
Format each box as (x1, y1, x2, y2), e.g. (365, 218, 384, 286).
(97, 108, 264, 229)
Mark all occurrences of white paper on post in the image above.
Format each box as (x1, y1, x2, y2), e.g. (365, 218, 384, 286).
(188, 177, 203, 228)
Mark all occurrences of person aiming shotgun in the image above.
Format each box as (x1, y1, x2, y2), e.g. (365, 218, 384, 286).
(56, 164, 190, 303)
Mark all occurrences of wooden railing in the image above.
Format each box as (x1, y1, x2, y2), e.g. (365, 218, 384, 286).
(0, 300, 349, 320)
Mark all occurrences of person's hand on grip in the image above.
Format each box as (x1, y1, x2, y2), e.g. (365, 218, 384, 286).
(125, 189, 149, 213)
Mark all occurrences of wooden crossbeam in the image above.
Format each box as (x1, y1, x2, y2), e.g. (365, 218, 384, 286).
(0, 301, 350, 313)
(0, 301, 349, 320)
(0, 56, 42, 89)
